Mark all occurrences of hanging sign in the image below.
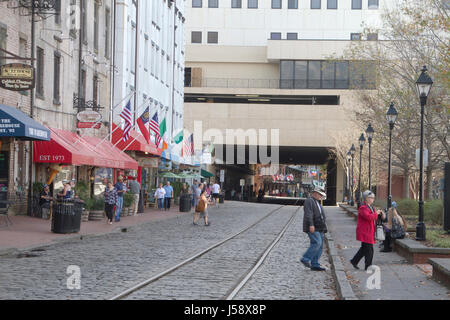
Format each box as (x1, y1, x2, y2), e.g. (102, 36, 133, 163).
(0, 63, 35, 91)
(77, 110, 102, 129)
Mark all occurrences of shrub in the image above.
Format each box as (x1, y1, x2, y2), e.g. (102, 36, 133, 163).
(396, 199, 419, 216)
(123, 193, 134, 208)
(424, 200, 444, 225)
(90, 197, 105, 211)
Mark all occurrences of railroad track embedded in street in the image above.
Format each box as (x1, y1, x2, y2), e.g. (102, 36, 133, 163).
(109, 205, 300, 300)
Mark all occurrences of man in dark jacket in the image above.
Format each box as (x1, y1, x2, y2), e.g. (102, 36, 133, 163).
(300, 187, 327, 271)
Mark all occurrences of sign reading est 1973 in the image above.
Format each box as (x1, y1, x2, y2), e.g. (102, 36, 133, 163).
(0, 63, 35, 91)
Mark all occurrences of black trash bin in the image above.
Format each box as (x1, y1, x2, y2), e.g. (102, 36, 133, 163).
(52, 199, 82, 234)
(179, 194, 192, 212)
(219, 193, 224, 204)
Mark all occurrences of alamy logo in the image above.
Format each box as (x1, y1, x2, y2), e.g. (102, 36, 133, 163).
(366, 265, 381, 290)
(66, 265, 81, 290)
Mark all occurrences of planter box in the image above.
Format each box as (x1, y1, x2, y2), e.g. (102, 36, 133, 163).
(81, 210, 89, 222)
(89, 210, 105, 221)
(394, 239, 450, 264)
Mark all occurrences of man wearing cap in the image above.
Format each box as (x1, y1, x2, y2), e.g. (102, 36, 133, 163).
(40, 184, 53, 220)
(301, 187, 328, 271)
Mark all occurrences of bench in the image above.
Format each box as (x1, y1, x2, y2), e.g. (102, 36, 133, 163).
(428, 258, 450, 289)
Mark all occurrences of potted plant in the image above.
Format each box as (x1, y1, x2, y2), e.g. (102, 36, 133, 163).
(123, 193, 134, 216)
(88, 197, 105, 221)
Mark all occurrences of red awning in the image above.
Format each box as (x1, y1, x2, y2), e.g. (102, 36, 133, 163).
(112, 123, 161, 156)
(33, 127, 138, 170)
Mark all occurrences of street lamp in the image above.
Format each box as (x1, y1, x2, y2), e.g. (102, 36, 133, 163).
(386, 102, 398, 211)
(357, 134, 366, 209)
(366, 124, 375, 191)
(415, 66, 433, 241)
(347, 151, 352, 204)
(349, 145, 356, 206)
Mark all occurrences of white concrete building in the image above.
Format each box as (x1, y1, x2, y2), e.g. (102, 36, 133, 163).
(184, 0, 394, 203)
(114, 0, 186, 161)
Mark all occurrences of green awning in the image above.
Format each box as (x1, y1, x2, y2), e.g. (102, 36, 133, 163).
(159, 171, 180, 178)
(201, 169, 214, 178)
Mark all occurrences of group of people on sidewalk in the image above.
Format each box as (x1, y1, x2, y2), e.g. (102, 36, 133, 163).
(103, 176, 141, 225)
(154, 181, 174, 211)
(300, 188, 406, 272)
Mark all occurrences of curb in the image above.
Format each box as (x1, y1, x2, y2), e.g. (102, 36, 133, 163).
(324, 233, 358, 300)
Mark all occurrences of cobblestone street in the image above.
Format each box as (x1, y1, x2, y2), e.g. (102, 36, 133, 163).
(0, 202, 337, 300)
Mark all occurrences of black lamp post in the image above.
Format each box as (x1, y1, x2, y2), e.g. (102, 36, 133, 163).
(357, 134, 365, 209)
(347, 151, 352, 203)
(386, 102, 398, 211)
(415, 66, 433, 241)
(350, 144, 356, 206)
(366, 124, 375, 191)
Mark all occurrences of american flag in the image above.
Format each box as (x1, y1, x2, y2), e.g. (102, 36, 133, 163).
(150, 112, 161, 147)
(183, 133, 194, 157)
(120, 100, 133, 142)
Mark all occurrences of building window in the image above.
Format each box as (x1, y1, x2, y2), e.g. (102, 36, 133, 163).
(335, 61, 349, 89)
(280, 61, 294, 89)
(272, 0, 282, 9)
(287, 33, 298, 40)
(368, 0, 379, 9)
(80, 69, 86, 100)
(53, 52, 61, 104)
(270, 32, 282, 40)
(367, 33, 378, 41)
(54, 0, 61, 24)
(311, 0, 321, 9)
(352, 0, 362, 9)
(191, 31, 202, 43)
(327, 0, 337, 9)
(232, 0, 242, 8)
(93, 74, 99, 107)
(248, 0, 258, 8)
(81, 0, 87, 44)
(192, 0, 202, 7)
(94, 2, 99, 51)
(207, 32, 218, 44)
(208, 0, 218, 8)
(0, 24, 7, 67)
(351, 33, 361, 40)
(105, 7, 111, 59)
(36, 47, 45, 98)
(288, 0, 298, 9)
(185, 67, 192, 87)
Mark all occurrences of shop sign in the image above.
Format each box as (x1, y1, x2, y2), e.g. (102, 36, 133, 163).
(0, 63, 34, 91)
(77, 110, 102, 129)
(138, 157, 159, 168)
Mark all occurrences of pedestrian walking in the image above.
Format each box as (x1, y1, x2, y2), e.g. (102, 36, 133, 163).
(211, 181, 221, 207)
(193, 183, 203, 210)
(129, 176, 141, 216)
(257, 187, 264, 203)
(39, 184, 53, 220)
(154, 183, 166, 210)
(300, 187, 328, 271)
(191, 180, 198, 207)
(114, 176, 126, 222)
(104, 181, 118, 225)
(350, 190, 383, 271)
(163, 181, 174, 211)
(193, 190, 210, 226)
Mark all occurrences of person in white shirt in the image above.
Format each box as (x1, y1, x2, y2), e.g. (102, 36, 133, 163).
(154, 183, 166, 210)
(211, 182, 221, 207)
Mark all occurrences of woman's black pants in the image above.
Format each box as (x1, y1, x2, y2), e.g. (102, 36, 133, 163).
(105, 203, 115, 221)
(351, 242, 374, 270)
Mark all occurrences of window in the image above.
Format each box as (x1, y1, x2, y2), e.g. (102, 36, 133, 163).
(0, 24, 7, 67)
(53, 52, 61, 104)
(185, 67, 192, 87)
(272, 0, 282, 9)
(54, 0, 61, 24)
(351, 33, 361, 40)
(367, 33, 378, 41)
(192, 0, 202, 7)
(335, 61, 349, 88)
(368, 0, 379, 9)
(191, 31, 202, 43)
(232, 0, 242, 8)
(248, 0, 258, 8)
(80, 69, 86, 100)
(36, 47, 44, 97)
(287, 33, 298, 40)
(308, 61, 321, 89)
(280, 61, 294, 89)
(81, 0, 87, 43)
(350, 61, 376, 89)
(270, 32, 282, 40)
(105, 8, 111, 58)
(321, 62, 335, 88)
(311, 0, 321, 9)
(294, 61, 307, 89)
(288, 0, 298, 9)
(207, 32, 218, 44)
(19, 38, 28, 96)
(327, 0, 337, 9)
(208, 0, 218, 8)
(352, 0, 362, 9)
(93, 75, 99, 107)
(94, 2, 99, 51)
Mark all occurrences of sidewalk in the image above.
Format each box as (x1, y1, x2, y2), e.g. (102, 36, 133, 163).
(0, 204, 191, 253)
(326, 206, 450, 300)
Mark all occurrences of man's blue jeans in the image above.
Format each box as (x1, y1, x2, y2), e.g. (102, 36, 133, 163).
(115, 196, 123, 221)
(302, 232, 324, 268)
(157, 198, 164, 209)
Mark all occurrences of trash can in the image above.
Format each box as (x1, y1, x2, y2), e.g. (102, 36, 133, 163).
(219, 193, 224, 204)
(52, 199, 82, 234)
(179, 194, 192, 212)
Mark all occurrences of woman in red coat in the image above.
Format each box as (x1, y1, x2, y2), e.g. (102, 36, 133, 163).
(350, 190, 382, 270)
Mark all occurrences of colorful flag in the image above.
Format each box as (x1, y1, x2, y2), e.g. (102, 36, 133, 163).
(162, 140, 168, 152)
(137, 105, 150, 144)
(182, 133, 194, 157)
(159, 117, 167, 137)
(120, 100, 132, 142)
(173, 130, 183, 144)
(150, 112, 161, 148)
